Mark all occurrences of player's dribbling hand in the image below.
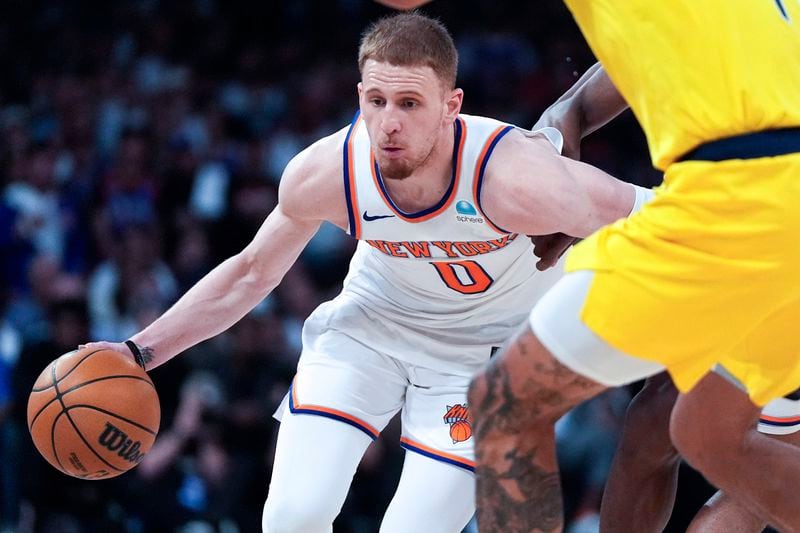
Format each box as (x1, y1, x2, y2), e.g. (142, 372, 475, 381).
(78, 341, 137, 362)
(530, 233, 580, 270)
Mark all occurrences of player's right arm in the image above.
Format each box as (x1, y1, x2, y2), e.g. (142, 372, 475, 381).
(82, 130, 349, 370)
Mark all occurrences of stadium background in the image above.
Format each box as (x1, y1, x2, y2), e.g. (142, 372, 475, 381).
(0, 1, 715, 531)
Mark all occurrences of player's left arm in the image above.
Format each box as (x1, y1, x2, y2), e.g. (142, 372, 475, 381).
(480, 129, 650, 238)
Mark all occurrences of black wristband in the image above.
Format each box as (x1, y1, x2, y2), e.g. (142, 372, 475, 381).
(125, 340, 147, 371)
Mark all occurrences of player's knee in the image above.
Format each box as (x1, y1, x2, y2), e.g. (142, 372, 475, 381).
(262, 492, 335, 533)
(670, 402, 734, 476)
(670, 403, 706, 468)
(670, 377, 760, 476)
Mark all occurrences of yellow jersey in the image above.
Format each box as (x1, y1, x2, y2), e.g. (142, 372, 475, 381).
(564, 0, 800, 169)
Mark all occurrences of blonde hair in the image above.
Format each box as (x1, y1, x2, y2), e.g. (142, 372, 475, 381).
(358, 12, 458, 89)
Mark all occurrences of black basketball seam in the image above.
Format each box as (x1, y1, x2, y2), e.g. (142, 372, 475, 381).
(49, 363, 67, 473)
(64, 405, 158, 435)
(28, 396, 59, 432)
(30, 349, 104, 392)
(28, 375, 154, 431)
(51, 409, 124, 475)
(50, 357, 125, 475)
(59, 375, 155, 396)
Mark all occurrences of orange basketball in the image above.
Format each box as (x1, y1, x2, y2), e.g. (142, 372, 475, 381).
(449, 420, 472, 443)
(27, 347, 160, 480)
(374, 0, 432, 10)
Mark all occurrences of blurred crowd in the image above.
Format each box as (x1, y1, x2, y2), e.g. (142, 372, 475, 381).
(0, 1, 679, 532)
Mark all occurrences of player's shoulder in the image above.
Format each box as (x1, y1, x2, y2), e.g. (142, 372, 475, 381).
(282, 126, 348, 188)
(496, 126, 563, 155)
(482, 126, 564, 187)
(478, 125, 567, 229)
(459, 112, 508, 130)
(279, 125, 349, 223)
(460, 113, 563, 155)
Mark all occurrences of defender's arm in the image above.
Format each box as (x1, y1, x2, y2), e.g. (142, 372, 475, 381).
(533, 63, 628, 159)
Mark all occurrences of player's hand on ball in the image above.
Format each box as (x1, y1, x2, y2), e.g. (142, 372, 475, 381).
(79, 341, 144, 369)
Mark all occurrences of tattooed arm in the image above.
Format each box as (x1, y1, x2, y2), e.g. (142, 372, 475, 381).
(468, 327, 605, 532)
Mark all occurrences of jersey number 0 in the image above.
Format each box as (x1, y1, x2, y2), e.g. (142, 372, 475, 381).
(431, 260, 494, 294)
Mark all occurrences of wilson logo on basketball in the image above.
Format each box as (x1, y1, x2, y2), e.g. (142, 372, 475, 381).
(97, 422, 146, 464)
(443, 404, 472, 443)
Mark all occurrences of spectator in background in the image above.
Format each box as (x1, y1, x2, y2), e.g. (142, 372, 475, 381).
(0, 285, 22, 533)
(5, 255, 84, 346)
(132, 371, 246, 531)
(3, 144, 66, 263)
(87, 224, 178, 341)
(93, 129, 158, 259)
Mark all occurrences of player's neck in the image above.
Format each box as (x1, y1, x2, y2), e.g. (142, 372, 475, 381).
(382, 127, 455, 213)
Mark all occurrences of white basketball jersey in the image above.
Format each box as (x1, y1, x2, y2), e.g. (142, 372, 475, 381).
(302, 113, 565, 375)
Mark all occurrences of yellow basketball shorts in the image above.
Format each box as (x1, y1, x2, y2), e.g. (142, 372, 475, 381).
(566, 153, 800, 406)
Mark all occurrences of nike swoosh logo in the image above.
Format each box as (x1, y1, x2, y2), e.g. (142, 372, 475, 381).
(362, 211, 395, 221)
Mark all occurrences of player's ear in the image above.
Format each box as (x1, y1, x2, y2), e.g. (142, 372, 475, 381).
(357, 82, 364, 99)
(444, 88, 463, 121)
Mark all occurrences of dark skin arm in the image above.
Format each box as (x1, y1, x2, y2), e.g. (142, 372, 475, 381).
(531, 64, 629, 270)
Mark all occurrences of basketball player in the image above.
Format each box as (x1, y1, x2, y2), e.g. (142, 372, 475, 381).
(536, 62, 800, 532)
(469, 1, 800, 531)
(81, 12, 656, 532)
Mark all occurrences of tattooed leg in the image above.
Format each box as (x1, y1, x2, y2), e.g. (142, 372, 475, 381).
(468, 326, 606, 533)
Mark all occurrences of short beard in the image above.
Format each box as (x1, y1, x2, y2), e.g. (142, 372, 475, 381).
(377, 143, 437, 181)
(377, 158, 414, 181)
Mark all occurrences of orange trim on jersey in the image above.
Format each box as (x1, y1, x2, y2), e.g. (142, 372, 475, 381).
(759, 414, 800, 424)
(346, 115, 363, 238)
(472, 125, 514, 235)
(369, 117, 466, 223)
(290, 377, 379, 439)
(399, 437, 475, 472)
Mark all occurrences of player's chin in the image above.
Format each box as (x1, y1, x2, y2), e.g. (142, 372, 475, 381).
(376, 159, 413, 181)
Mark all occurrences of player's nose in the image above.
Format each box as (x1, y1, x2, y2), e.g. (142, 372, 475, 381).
(380, 109, 402, 135)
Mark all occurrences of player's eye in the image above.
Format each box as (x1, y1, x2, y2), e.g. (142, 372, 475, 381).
(370, 98, 386, 107)
(402, 100, 418, 109)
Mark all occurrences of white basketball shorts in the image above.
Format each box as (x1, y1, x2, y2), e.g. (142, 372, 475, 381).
(273, 312, 491, 472)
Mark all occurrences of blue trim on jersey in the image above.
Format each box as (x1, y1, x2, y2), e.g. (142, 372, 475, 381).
(759, 418, 800, 427)
(475, 125, 514, 234)
(373, 118, 464, 219)
(343, 111, 361, 237)
(679, 128, 800, 162)
(287, 383, 378, 440)
(775, 0, 790, 21)
(400, 441, 475, 473)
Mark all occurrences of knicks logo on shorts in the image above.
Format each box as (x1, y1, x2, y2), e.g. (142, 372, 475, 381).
(443, 404, 472, 443)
